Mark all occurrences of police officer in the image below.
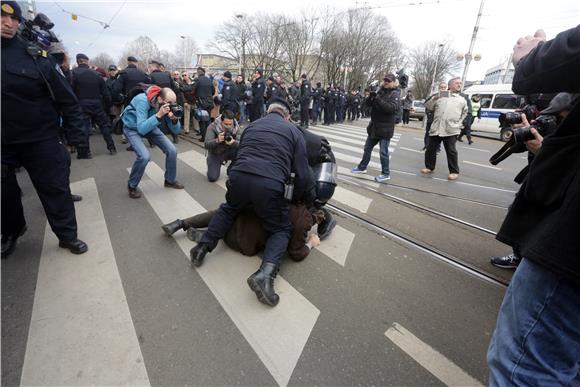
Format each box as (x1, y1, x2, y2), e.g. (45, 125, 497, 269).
(113, 56, 150, 105)
(311, 82, 322, 125)
(265, 76, 283, 107)
(192, 67, 215, 141)
(148, 60, 173, 88)
(72, 53, 117, 155)
(249, 68, 266, 122)
(299, 73, 312, 128)
(1, 1, 88, 258)
(220, 71, 237, 115)
(190, 97, 314, 306)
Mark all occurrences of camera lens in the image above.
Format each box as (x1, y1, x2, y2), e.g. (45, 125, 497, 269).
(512, 127, 536, 143)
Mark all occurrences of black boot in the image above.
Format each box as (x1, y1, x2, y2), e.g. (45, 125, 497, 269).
(318, 209, 337, 241)
(187, 227, 207, 242)
(247, 262, 280, 306)
(457, 135, 464, 142)
(161, 219, 185, 236)
(59, 238, 88, 254)
(190, 243, 209, 267)
(1, 224, 27, 259)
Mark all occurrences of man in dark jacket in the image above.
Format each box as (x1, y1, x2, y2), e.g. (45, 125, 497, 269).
(112, 56, 150, 105)
(203, 110, 239, 182)
(265, 76, 284, 107)
(234, 75, 248, 125)
(486, 26, 580, 386)
(190, 98, 314, 307)
(350, 74, 401, 183)
(299, 73, 311, 128)
(311, 82, 322, 125)
(192, 67, 215, 140)
(1, 0, 88, 258)
(249, 68, 265, 122)
(72, 53, 117, 156)
(220, 71, 237, 115)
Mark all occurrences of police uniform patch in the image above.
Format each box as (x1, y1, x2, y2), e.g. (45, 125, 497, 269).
(2, 3, 14, 13)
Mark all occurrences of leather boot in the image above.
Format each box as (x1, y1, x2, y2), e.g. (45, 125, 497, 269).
(317, 209, 337, 241)
(1, 224, 27, 259)
(190, 243, 209, 267)
(247, 262, 280, 307)
(59, 238, 88, 254)
(161, 219, 185, 236)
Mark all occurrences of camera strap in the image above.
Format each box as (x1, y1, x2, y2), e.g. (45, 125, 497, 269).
(489, 138, 527, 165)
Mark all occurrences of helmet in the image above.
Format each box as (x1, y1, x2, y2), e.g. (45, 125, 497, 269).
(312, 162, 337, 205)
(194, 109, 210, 122)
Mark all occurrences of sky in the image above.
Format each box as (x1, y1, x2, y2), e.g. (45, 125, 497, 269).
(34, 0, 579, 81)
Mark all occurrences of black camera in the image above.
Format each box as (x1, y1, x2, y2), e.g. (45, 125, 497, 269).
(169, 103, 183, 118)
(498, 104, 539, 127)
(512, 115, 558, 143)
(20, 13, 59, 56)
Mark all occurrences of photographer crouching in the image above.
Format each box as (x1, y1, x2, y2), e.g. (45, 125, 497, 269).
(204, 110, 239, 182)
(486, 26, 580, 385)
(122, 85, 184, 199)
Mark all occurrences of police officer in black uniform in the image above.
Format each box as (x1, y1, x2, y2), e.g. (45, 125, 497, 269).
(265, 76, 283, 107)
(112, 56, 150, 105)
(192, 67, 215, 141)
(220, 71, 237, 115)
(72, 53, 117, 155)
(311, 82, 322, 125)
(148, 60, 173, 88)
(249, 68, 266, 122)
(190, 97, 314, 306)
(299, 73, 311, 128)
(1, 1, 88, 258)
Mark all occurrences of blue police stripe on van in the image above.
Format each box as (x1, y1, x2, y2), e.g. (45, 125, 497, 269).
(481, 110, 502, 119)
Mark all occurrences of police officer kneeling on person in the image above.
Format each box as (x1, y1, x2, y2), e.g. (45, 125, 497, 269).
(1, 1, 88, 257)
(190, 97, 315, 306)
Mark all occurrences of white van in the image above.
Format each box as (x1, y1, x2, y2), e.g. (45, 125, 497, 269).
(463, 84, 525, 141)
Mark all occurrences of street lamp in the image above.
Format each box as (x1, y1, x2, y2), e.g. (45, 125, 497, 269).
(180, 35, 191, 70)
(430, 43, 445, 94)
(457, 51, 482, 89)
(236, 14, 245, 78)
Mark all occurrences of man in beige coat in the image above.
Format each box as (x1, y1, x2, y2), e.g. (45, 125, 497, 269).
(421, 77, 467, 180)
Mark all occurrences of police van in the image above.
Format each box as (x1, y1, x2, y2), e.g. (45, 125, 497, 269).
(463, 83, 525, 141)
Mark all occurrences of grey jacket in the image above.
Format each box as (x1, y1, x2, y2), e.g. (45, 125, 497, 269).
(204, 115, 240, 155)
(425, 92, 468, 137)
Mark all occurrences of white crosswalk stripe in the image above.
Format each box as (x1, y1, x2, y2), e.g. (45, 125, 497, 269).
(308, 128, 395, 154)
(138, 162, 320, 387)
(21, 178, 150, 386)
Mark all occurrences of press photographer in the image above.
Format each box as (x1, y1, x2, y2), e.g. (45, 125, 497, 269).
(2, 1, 88, 257)
(486, 25, 580, 386)
(204, 109, 239, 182)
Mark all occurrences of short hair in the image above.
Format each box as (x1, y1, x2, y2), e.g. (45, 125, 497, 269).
(222, 110, 235, 120)
(448, 77, 461, 87)
(267, 102, 290, 117)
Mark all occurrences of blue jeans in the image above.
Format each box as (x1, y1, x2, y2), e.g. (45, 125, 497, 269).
(237, 101, 246, 124)
(487, 258, 580, 386)
(357, 137, 390, 175)
(125, 127, 177, 188)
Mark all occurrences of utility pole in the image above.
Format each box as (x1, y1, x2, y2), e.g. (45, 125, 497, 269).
(430, 43, 444, 94)
(460, 0, 485, 91)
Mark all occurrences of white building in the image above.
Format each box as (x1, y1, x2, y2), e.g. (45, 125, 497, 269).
(484, 62, 514, 85)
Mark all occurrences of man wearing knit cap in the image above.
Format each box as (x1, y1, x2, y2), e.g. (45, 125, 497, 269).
(220, 71, 237, 115)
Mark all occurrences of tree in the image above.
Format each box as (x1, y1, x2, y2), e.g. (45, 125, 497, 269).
(91, 52, 115, 71)
(409, 41, 461, 99)
(119, 36, 160, 71)
(175, 36, 199, 69)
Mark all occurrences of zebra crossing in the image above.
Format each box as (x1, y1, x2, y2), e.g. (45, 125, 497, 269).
(11, 143, 492, 386)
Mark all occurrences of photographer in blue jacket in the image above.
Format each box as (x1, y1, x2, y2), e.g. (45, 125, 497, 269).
(122, 85, 184, 198)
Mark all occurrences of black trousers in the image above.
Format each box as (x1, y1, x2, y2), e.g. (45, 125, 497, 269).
(249, 102, 264, 122)
(200, 171, 290, 266)
(1, 139, 77, 241)
(402, 109, 411, 124)
(300, 101, 310, 126)
(424, 135, 459, 174)
(80, 100, 115, 150)
(459, 115, 474, 139)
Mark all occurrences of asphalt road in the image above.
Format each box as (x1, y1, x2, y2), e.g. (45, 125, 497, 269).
(1, 121, 515, 386)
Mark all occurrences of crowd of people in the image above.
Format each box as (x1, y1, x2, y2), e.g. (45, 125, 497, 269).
(2, 1, 579, 383)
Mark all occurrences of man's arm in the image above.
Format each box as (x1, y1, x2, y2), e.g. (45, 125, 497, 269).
(100, 77, 111, 107)
(512, 26, 580, 94)
(374, 89, 400, 114)
(134, 98, 160, 136)
(204, 121, 219, 150)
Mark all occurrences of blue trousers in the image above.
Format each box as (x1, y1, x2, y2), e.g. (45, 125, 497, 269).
(125, 127, 177, 189)
(200, 171, 290, 266)
(357, 136, 391, 176)
(487, 258, 580, 386)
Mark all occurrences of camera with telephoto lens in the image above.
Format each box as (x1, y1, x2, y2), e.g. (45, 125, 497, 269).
(224, 128, 233, 142)
(512, 115, 558, 143)
(498, 104, 539, 127)
(169, 103, 183, 118)
(19, 13, 59, 57)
